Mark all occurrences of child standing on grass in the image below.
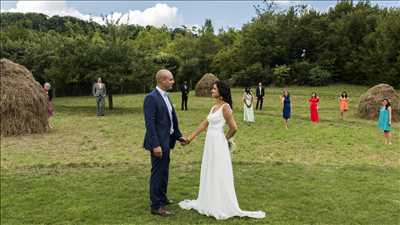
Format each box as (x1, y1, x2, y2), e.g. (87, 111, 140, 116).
(339, 91, 349, 119)
(378, 99, 392, 145)
(309, 92, 320, 122)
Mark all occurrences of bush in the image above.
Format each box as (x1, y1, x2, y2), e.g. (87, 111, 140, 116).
(309, 66, 332, 86)
(272, 65, 290, 87)
(290, 61, 313, 85)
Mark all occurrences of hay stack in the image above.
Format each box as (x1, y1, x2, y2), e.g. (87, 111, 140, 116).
(195, 73, 219, 97)
(0, 58, 48, 136)
(357, 83, 399, 122)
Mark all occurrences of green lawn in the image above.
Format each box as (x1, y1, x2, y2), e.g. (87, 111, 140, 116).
(1, 84, 399, 225)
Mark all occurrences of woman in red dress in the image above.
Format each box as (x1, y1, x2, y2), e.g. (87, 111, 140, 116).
(308, 92, 320, 122)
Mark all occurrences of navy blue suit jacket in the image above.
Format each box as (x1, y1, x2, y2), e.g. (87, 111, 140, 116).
(143, 89, 182, 152)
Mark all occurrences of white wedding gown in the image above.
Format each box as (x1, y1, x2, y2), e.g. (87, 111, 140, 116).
(179, 105, 266, 220)
(243, 93, 255, 122)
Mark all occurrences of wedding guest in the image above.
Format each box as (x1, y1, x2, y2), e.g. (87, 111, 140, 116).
(180, 81, 189, 111)
(281, 89, 291, 129)
(43, 82, 54, 128)
(92, 77, 107, 116)
(309, 92, 320, 122)
(378, 99, 392, 145)
(243, 87, 255, 123)
(255, 82, 265, 110)
(339, 91, 349, 119)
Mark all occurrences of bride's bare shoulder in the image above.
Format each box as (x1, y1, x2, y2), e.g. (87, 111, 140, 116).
(222, 103, 232, 114)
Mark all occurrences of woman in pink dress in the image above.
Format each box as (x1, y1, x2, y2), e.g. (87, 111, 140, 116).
(308, 92, 320, 122)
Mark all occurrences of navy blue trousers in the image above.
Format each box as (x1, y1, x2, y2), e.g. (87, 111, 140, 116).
(150, 149, 170, 210)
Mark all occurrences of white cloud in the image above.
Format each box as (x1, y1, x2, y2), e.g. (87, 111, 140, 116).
(5, 1, 183, 27)
(8, 1, 83, 18)
(101, 4, 183, 27)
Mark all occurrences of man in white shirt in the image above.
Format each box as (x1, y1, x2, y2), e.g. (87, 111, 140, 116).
(256, 82, 265, 110)
(143, 69, 188, 217)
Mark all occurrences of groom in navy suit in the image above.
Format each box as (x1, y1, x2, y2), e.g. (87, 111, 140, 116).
(143, 69, 188, 217)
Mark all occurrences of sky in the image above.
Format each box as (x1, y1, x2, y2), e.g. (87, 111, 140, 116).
(1, 1, 400, 30)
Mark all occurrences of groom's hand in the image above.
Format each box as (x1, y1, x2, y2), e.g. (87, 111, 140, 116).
(178, 137, 189, 146)
(152, 147, 162, 158)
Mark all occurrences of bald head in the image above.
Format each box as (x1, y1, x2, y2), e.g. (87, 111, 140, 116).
(156, 69, 175, 91)
(156, 69, 172, 83)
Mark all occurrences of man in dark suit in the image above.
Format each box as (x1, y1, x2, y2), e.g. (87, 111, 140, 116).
(256, 82, 265, 110)
(143, 69, 188, 217)
(180, 81, 189, 111)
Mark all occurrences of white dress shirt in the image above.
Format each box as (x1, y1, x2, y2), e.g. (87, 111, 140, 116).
(156, 86, 174, 134)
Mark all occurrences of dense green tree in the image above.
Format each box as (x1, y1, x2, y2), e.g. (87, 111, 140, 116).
(1, 1, 399, 96)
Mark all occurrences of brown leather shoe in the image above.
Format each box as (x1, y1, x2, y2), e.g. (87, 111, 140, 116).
(150, 207, 173, 217)
(161, 207, 173, 216)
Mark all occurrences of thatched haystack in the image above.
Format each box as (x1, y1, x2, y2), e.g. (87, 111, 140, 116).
(0, 59, 48, 136)
(195, 73, 219, 97)
(357, 83, 399, 122)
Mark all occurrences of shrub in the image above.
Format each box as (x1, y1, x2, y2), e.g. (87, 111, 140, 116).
(290, 60, 313, 85)
(309, 66, 332, 86)
(272, 65, 290, 87)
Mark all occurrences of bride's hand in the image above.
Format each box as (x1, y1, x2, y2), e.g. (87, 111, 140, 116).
(185, 136, 192, 145)
(179, 136, 190, 146)
(184, 136, 193, 145)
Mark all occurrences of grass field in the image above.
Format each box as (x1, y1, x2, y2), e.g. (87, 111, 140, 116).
(1, 84, 399, 225)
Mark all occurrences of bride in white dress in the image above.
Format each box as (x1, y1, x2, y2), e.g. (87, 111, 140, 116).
(179, 81, 266, 220)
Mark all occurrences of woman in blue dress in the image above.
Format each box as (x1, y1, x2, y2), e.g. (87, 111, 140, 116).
(281, 89, 292, 129)
(378, 99, 392, 145)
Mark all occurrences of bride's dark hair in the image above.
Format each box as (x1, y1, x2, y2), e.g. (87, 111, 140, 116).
(214, 80, 233, 109)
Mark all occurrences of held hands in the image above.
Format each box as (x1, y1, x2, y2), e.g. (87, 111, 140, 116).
(178, 137, 190, 146)
(152, 137, 190, 158)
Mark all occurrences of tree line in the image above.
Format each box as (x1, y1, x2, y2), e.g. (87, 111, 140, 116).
(1, 1, 399, 96)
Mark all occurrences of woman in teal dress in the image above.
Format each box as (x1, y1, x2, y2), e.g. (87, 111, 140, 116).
(378, 99, 392, 145)
(281, 90, 292, 129)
